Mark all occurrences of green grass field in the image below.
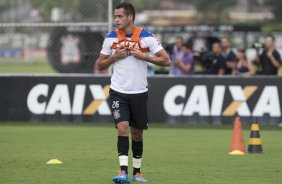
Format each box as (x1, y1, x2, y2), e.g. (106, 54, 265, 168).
(0, 123, 282, 184)
(0, 59, 55, 73)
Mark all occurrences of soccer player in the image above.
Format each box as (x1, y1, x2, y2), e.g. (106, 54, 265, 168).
(97, 2, 170, 184)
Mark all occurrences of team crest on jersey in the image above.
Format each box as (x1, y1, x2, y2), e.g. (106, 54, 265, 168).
(113, 109, 121, 119)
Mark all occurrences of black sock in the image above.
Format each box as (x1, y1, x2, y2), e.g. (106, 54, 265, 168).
(133, 167, 141, 175)
(120, 166, 128, 173)
(118, 136, 129, 174)
(132, 139, 143, 175)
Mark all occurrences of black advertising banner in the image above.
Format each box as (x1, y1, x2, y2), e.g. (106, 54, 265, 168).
(0, 75, 281, 125)
(148, 76, 282, 125)
(0, 75, 112, 122)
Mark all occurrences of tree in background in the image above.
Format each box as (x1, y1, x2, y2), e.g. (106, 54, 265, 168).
(125, 0, 236, 23)
(30, 0, 109, 22)
(127, 0, 160, 11)
(265, 0, 282, 22)
(0, 0, 11, 13)
(29, 0, 160, 22)
(183, 0, 236, 23)
(23, 0, 282, 24)
(30, 0, 79, 21)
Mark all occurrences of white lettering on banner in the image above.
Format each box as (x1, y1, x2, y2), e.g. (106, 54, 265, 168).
(183, 86, 209, 116)
(27, 84, 111, 115)
(210, 86, 225, 116)
(27, 84, 48, 114)
(163, 85, 281, 117)
(45, 85, 72, 114)
(72, 85, 86, 115)
(163, 85, 186, 116)
(252, 86, 281, 117)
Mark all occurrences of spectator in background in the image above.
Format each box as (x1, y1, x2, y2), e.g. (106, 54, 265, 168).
(174, 43, 195, 75)
(169, 36, 184, 75)
(221, 37, 237, 74)
(234, 49, 255, 76)
(203, 42, 225, 75)
(255, 35, 281, 75)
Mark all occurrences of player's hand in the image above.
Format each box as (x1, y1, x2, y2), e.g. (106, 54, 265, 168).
(114, 47, 127, 60)
(131, 48, 145, 60)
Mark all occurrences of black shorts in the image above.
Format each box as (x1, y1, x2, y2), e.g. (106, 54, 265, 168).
(109, 89, 148, 130)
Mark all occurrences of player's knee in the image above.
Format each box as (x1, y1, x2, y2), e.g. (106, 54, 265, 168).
(118, 128, 129, 136)
(132, 136, 143, 142)
(131, 129, 143, 141)
(117, 123, 129, 136)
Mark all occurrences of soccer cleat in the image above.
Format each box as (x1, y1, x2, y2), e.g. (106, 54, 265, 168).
(112, 170, 130, 184)
(132, 173, 148, 182)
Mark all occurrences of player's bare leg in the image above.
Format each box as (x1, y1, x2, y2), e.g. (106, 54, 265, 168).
(113, 121, 131, 184)
(131, 127, 148, 182)
(118, 121, 129, 136)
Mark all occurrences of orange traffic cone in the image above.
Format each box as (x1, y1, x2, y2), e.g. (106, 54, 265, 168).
(229, 116, 245, 155)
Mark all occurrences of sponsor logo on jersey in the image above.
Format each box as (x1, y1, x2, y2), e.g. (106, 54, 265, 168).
(116, 40, 140, 50)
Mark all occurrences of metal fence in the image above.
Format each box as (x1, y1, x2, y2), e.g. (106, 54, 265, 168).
(0, 0, 113, 73)
(1, 0, 282, 74)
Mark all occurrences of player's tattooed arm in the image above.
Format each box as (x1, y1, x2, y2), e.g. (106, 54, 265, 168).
(97, 47, 127, 70)
(131, 48, 171, 66)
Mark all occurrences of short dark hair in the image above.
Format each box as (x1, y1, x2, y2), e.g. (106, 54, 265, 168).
(237, 48, 247, 59)
(221, 36, 230, 43)
(237, 48, 246, 53)
(213, 41, 221, 47)
(182, 42, 191, 50)
(266, 34, 275, 42)
(115, 3, 136, 21)
(175, 36, 184, 42)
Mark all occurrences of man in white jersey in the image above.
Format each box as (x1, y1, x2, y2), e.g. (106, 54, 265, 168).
(97, 3, 170, 184)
